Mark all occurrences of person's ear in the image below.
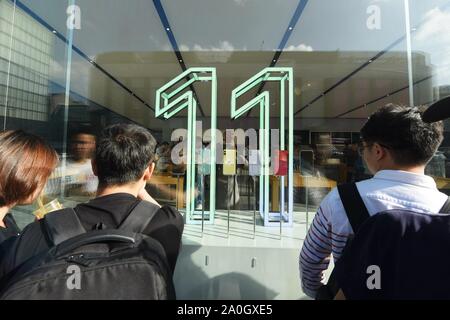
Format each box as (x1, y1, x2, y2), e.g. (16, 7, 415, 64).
(91, 159, 98, 176)
(372, 143, 386, 161)
(143, 162, 155, 181)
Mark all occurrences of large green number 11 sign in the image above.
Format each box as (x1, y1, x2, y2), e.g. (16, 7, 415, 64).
(156, 67, 294, 227)
(231, 68, 294, 227)
(155, 68, 217, 225)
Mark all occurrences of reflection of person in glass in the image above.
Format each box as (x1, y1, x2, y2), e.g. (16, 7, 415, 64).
(64, 128, 98, 198)
(154, 142, 172, 174)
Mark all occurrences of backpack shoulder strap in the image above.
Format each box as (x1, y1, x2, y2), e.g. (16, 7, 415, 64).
(337, 182, 370, 234)
(42, 208, 86, 246)
(119, 200, 161, 233)
(439, 196, 450, 214)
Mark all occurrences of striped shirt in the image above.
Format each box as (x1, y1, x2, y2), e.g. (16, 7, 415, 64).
(299, 170, 448, 298)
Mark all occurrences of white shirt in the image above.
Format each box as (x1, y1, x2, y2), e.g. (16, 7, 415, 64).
(299, 170, 448, 298)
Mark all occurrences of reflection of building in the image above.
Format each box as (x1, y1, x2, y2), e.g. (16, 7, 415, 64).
(438, 85, 450, 99)
(0, 0, 53, 123)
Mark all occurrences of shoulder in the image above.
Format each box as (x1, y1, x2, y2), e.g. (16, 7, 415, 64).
(363, 209, 444, 234)
(319, 187, 341, 210)
(143, 204, 184, 233)
(0, 220, 48, 277)
(317, 187, 349, 229)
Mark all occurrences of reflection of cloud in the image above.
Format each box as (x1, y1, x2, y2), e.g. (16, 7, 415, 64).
(285, 44, 314, 52)
(180, 41, 237, 63)
(179, 44, 190, 51)
(415, 7, 450, 86)
(190, 40, 235, 52)
(49, 58, 92, 96)
(416, 8, 450, 41)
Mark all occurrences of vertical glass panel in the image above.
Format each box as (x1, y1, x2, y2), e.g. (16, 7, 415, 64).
(410, 0, 450, 192)
(4, 0, 442, 300)
(1, 0, 73, 228)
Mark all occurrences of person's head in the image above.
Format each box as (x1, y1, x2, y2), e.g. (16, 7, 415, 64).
(359, 104, 444, 174)
(70, 128, 96, 162)
(0, 130, 58, 208)
(93, 124, 157, 190)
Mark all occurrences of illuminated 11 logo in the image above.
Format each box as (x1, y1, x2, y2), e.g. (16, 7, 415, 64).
(231, 67, 294, 227)
(155, 68, 217, 225)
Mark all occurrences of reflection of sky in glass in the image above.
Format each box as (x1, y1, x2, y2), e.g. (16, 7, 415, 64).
(286, 0, 406, 52)
(12, 0, 450, 120)
(163, 0, 299, 51)
(74, 0, 170, 55)
(410, 0, 450, 87)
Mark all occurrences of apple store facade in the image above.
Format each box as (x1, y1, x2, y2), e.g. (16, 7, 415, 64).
(1, 0, 450, 299)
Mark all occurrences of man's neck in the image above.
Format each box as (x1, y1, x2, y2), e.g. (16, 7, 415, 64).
(376, 165, 425, 175)
(71, 158, 89, 165)
(96, 184, 140, 198)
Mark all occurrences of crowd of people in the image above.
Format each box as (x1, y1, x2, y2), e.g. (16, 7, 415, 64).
(0, 99, 449, 299)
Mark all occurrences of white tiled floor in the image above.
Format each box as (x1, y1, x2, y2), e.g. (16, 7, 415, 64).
(174, 207, 322, 299)
(182, 207, 316, 248)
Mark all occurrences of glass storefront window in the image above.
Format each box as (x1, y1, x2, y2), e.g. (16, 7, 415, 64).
(1, 0, 450, 299)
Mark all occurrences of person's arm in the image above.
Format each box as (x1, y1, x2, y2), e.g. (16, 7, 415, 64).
(299, 205, 333, 298)
(142, 206, 184, 274)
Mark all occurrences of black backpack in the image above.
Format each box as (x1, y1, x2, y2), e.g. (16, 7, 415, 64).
(0, 201, 176, 300)
(315, 182, 450, 300)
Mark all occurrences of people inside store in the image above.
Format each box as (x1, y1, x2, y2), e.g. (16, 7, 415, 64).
(0, 130, 58, 244)
(299, 104, 447, 299)
(45, 127, 98, 202)
(64, 127, 98, 198)
(0, 124, 184, 282)
(154, 141, 172, 174)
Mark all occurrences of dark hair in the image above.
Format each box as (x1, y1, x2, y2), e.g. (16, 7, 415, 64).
(70, 125, 96, 139)
(95, 124, 157, 187)
(360, 104, 444, 166)
(0, 130, 58, 207)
